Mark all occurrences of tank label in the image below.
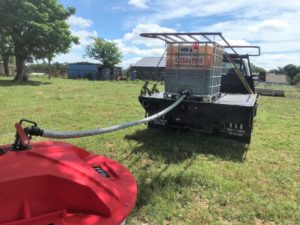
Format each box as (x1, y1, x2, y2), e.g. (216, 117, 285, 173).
(174, 56, 205, 66)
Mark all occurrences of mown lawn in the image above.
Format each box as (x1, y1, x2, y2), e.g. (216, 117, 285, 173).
(0, 76, 299, 225)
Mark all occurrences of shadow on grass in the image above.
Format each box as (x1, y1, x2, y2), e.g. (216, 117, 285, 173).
(0, 79, 52, 87)
(125, 128, 248, 163)
(126, 129, 249, 217)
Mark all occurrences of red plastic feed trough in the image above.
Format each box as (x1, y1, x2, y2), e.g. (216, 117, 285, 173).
(0, 141, 137, 225)
(0, 91, 185, 224)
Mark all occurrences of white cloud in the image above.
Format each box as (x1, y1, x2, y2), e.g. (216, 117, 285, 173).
(65, 15, 97, 53)
(112, 23, 176, 67)
(122, 23, 176, 47)
(121, 57, 143, 68)
(128, 0, 300, 24)
(252, 53, 300, 69)
(53, 29, 98, 64)
(54, 15, 97, 64)
(68, 15, 93, 29)
(249, 19, 289, 33)
(227, 39, 251, 46)
(71, 29, 97, 46)
(128, 0, 148, 9)
(127, 0, 251, 24)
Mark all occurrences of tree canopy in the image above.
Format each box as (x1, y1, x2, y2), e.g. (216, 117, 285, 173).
(0, 0, 78, 81)
(85, 37, 122, 67)
(283, 64, 298, 79)
(280, 64, 300, 85)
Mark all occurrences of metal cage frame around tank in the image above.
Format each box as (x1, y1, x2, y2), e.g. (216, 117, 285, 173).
(140, 33, 260, 100)
(140, 32, 260, 56)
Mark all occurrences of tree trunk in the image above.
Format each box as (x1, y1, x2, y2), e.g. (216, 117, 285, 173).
(14, 51, 26, 81)
(48, 58, 51, 80)
(3, 56, 9, 76)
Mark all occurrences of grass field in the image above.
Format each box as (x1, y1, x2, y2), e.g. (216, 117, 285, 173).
(0, 76, 299, 225)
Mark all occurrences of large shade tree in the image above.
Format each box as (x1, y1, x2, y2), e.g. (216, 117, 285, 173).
(0, 0, 78, 81)
(85, 37, 122, 67)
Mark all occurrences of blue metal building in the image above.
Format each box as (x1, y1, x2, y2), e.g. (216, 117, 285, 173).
(67, 62, 100, 80)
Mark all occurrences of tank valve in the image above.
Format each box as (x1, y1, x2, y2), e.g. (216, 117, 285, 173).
(180, 90, 190, 96)
(11, 119, 43, 151)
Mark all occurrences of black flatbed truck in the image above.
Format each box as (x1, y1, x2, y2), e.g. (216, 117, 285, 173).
(138, 32, 260, 143)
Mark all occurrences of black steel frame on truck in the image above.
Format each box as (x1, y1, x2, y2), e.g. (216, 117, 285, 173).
(138, 32, 260, 143)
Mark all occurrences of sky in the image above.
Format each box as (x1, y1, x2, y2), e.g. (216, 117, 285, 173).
(55, 0, 300, 70)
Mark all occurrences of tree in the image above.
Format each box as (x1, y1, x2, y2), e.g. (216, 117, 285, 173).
(283, 64, 299, 85)
(0, 33, 14, 76)
(85, 37, 122, 67)
(269, 67, 286, 74)
(277, 67, 285, 74)
(0, 0, 78, 81)
(293, 73, 300, 85)
(35, 22, 79, 79)
(283, 64, 298, 78)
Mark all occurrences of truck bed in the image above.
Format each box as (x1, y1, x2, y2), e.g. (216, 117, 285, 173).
(139, 92, 258, 143)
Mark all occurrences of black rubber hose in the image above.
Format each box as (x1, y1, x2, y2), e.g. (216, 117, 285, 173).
(42, 95, 186, 139)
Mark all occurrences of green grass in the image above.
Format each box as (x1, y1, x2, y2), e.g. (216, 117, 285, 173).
(0, 76, 299, 225)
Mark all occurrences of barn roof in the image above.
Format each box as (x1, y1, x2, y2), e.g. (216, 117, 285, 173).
(68, 62, 100, 66)
(131, 57, 166, 68)
(266, 74, 288, 84)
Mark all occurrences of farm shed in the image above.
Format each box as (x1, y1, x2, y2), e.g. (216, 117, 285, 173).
(130, 57, 166, 80)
